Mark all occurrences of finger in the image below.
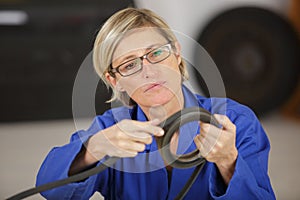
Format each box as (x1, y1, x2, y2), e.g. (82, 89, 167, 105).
(149, 118, 161, 126)
(134, 120, 165, 137)
(197, 125, 221, 155)
(194, 135, 201, 150)
(195, 134, 211, 157)
(200, 122, 221, 139)
(128, 131, 153, 144)
(102, 139, 139, 158)
(117, 140, 146, 152)
(199, 122, 210, 136)
(214, 114, 236, 132)
(118, 119, 164, 137)
(199, 118, 222, 145)
(113, 149, 138, 158)
(118, 127, 153, 142)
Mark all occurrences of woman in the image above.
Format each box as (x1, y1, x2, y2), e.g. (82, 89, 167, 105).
(36, 8, 275, 199)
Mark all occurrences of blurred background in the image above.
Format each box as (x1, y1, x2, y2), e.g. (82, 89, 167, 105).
(1, 0, 300, 199)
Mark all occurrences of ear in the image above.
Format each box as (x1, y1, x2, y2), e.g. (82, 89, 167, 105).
(105, 72, 117, 87)
(173, 41, 182, 65)
(105, 72, 125, 92)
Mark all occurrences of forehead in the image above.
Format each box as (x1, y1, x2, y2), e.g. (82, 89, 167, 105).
(112, 28, 168, 60)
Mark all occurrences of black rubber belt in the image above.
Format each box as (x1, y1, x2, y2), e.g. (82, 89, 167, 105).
(7, 106, 220, 200)
(156, 107, 220, 200)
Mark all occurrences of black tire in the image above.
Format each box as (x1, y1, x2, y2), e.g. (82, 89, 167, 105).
(196, 7, 300, 115)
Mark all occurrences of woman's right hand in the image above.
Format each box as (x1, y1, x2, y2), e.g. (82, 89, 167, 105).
(85, 119, 165, 164)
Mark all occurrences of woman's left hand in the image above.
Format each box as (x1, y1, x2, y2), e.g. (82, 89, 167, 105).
(194, 114, 238, 185)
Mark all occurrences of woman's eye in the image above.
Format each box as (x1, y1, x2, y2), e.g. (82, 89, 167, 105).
(154, 49, 163, 56)
(151, 49, 163, 57)
(124, 62, 136, 70)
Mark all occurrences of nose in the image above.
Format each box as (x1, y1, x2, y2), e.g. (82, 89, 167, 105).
(141, 54, 151, 65)
(141, 57, 158, 78)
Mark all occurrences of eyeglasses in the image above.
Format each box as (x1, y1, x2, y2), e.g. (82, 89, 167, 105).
(109, 43, 172, 77)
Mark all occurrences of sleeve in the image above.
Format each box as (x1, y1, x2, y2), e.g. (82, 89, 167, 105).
(35, 118, 111, 200)
(208, 104, 276, 200)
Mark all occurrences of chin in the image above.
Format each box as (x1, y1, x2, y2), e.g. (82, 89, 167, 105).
(146, 92, 175, 106)
(149, 99, 170, 106)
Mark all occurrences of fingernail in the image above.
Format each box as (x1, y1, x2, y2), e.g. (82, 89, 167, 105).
(159, 129, 164, 135)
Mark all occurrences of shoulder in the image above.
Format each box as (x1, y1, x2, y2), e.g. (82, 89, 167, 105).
(196, 95, 260, 129)
(196, 95, 254, 116)
(196, 95, 267, 146)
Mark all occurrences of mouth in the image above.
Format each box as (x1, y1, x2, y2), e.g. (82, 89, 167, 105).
(144, 81, 166, 93)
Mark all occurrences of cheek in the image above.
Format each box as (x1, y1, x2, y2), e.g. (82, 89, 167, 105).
(162, 57, 182, 77)
(118, 79, 139, 94)
(159, 63, 182, 84)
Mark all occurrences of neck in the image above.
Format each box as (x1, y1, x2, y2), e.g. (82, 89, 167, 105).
(142, 88, 184, 122)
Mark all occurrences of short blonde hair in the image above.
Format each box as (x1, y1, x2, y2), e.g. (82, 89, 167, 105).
(93, 8, 188, 106)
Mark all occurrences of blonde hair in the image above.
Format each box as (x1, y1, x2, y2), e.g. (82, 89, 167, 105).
(93, 8, 188, 106)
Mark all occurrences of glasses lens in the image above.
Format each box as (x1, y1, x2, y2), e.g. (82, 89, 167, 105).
(147, 45, 170, 63)
(118, 58, 142, 76)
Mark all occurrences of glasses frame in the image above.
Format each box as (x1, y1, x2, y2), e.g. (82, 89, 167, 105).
(108, 43, 173, 77)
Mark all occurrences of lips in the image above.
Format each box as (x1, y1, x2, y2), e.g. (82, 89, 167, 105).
(144, 81, 166, 93)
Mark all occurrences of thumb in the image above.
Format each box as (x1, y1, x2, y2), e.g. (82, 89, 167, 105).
(146, 119, 164, 136)
(149, 118, 161, 126)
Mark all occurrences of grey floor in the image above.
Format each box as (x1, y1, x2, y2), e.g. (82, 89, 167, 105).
(1, 111, 300, 200)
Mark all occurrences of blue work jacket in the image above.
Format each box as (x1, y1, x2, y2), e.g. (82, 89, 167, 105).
(36, 85, 275, 199)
